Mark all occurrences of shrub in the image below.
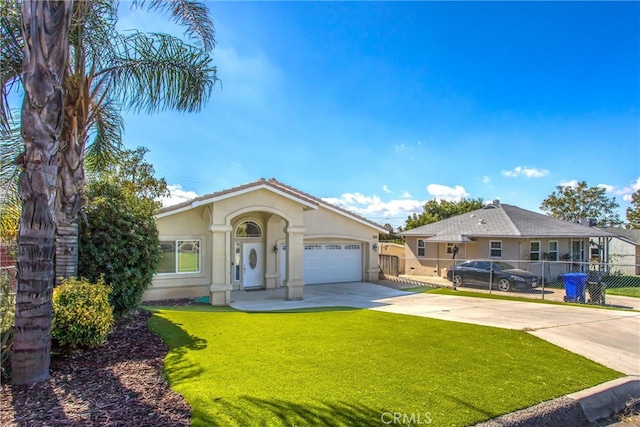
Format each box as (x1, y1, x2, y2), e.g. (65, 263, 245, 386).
(52, 277, 114, 349)
(79, 180, 162, 316)
(0, 270, 14, 378)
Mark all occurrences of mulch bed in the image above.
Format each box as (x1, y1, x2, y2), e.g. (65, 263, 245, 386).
(0, 309, 190, 426)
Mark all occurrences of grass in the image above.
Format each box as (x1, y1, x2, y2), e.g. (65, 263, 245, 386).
(147, 307, 621, 427)
(607, 287, 640, 298)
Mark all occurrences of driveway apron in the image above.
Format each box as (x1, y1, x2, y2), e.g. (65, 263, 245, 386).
(230, 282, 640, 375)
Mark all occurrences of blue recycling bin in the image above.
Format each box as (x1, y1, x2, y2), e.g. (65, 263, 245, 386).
(562, 273, 588, 303)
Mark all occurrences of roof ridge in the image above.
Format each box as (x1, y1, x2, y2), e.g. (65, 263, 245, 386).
(498, 204, 524, 236)
(158, 178, 387, 231)
(266, 178, 386, 230)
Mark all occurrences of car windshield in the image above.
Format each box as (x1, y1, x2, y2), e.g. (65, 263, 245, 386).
(492, 261, 515, 271)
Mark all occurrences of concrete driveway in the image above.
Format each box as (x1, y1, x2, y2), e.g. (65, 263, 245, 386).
(231, 282, 640, 375)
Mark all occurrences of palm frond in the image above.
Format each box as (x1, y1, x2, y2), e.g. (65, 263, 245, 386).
(0, 0, 23, 132)
(70, 0, 119, 75)
(85, 98, 124, 172)
(99, 31, 217, 114)
(133, 0, 215, 52)
(0, 110, 23, 188)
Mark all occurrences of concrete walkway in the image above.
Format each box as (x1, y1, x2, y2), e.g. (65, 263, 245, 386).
(231, 282, 640, 376)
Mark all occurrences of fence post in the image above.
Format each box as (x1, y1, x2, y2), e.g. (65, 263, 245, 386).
(541, 260, 545, 300)
(488, 260, 493, 294)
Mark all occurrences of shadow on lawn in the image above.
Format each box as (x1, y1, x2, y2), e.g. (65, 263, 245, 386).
(193, 396, 388, 426)
(147, 314, 208, 387)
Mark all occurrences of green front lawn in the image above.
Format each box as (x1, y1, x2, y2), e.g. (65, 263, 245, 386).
(606, 287, 640, 298)
(147, 307, 621, 427)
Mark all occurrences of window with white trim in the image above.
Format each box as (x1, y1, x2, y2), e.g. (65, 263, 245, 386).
(417, 239, 425, 257)
(547, 241, 558, 261)
(530, 241, 541, 261)
(345, 244, 361, 250)
(446, 243, 455, 254)
(489, 241, 502, 258)
(157, 240, 201, 274)
(326, 244, 342, 250)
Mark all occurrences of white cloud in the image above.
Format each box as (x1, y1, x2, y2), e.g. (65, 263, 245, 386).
(426, 184, 469, 201)
(158, 184, 200, 207)
(321, 193, 425, 228)
(501, 166, 549, 178)
(483, 176, 490, 184)
(559, 179, 579, 188)
(612, 177, 640, 202)
(382, 185, 392, 193)
(598, 183, 615, 193)
(401, 191, 412, 198)
(394, 143, 406, 151)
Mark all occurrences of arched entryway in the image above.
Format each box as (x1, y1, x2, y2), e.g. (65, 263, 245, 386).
(233, 220, 264, 289)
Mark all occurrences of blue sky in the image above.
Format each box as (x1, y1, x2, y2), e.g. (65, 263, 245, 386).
(116, 1, 639, 229)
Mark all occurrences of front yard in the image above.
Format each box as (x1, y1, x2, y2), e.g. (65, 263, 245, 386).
(147, 306, 621, 427)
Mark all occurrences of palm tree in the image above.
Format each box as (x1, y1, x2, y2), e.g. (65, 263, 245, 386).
(11, 0, 73, 385)
(2, 0, 217, 280)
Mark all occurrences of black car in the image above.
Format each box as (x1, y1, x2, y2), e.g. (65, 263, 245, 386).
(446, 260, 539, 292)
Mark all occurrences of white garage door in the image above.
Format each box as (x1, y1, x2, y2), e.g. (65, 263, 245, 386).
(303, 243, 362, 285)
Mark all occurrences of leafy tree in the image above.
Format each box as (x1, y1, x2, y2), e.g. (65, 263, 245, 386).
(626, 189, 640, 229)
(403, 198, 484, 230)
(540, 181, 622, 227)
(12, 0, 73, 385)
(79, 148, 164, 316)
(1, 0, 217, 281)
(379, 223, 404, 244)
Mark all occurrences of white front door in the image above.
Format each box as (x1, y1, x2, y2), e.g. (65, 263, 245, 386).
(243, 243, 264, 288)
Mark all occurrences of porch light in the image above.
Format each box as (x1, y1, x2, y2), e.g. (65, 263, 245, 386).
(372, 243, 378, 252)
(273, 244, 278, 253)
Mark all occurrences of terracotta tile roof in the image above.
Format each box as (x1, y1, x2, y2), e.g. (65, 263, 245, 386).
(157, 178, 387, 232)
(399, 202, 616, 240)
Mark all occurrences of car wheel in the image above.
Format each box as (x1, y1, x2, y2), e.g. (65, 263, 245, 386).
(497, 278, 510, 292)
(453, 275, 463, 286)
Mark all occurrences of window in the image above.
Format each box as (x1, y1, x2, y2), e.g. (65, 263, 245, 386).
(326, 244, 342, 250)
(530, 241, 541, 261)
(548, 241, 558, 261)
(417, 239, 425, 257)
(446, 243, 455, 254)
(489, 241, 502, 258)
(345, 244, 360, 250)
(157, 240, 201, 274)
(235, 221, 262, 238)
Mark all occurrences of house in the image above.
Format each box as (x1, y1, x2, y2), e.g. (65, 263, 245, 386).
(144, 178, 387, 304)
(601, 227, 640, 275)
(398, 200, 615, 281)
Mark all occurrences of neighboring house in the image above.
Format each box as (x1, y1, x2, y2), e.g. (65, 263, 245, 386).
(601, 227, 640, 275)
(398, 200, 615, 281)
(145, 178, 387, 304)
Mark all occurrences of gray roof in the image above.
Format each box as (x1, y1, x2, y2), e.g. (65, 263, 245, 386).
(399, 202, 616, 241)
(602, 227, 640, 246)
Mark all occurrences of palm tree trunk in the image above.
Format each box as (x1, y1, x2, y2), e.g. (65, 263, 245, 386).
(56, 95, 86, 282)
(12, 0, 73, 385)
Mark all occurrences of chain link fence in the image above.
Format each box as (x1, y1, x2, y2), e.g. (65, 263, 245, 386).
(380, 256, 640, 310)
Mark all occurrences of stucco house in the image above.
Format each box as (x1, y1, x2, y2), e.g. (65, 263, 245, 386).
(398, 200, 615, 281)
(144, 178, 387, 304)
(602, 227, 640, 275)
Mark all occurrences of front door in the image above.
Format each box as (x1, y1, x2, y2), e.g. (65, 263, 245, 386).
(243, 243, 264, 288)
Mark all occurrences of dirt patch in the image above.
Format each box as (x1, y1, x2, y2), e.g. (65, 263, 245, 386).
(0, 309, 190, 427)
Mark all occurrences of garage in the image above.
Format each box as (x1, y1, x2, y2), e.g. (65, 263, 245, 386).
(280, 243, 363, 285)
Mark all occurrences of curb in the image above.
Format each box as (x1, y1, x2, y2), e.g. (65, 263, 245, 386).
(568, 375, 640, 423)
(473, 376, 640, 427)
